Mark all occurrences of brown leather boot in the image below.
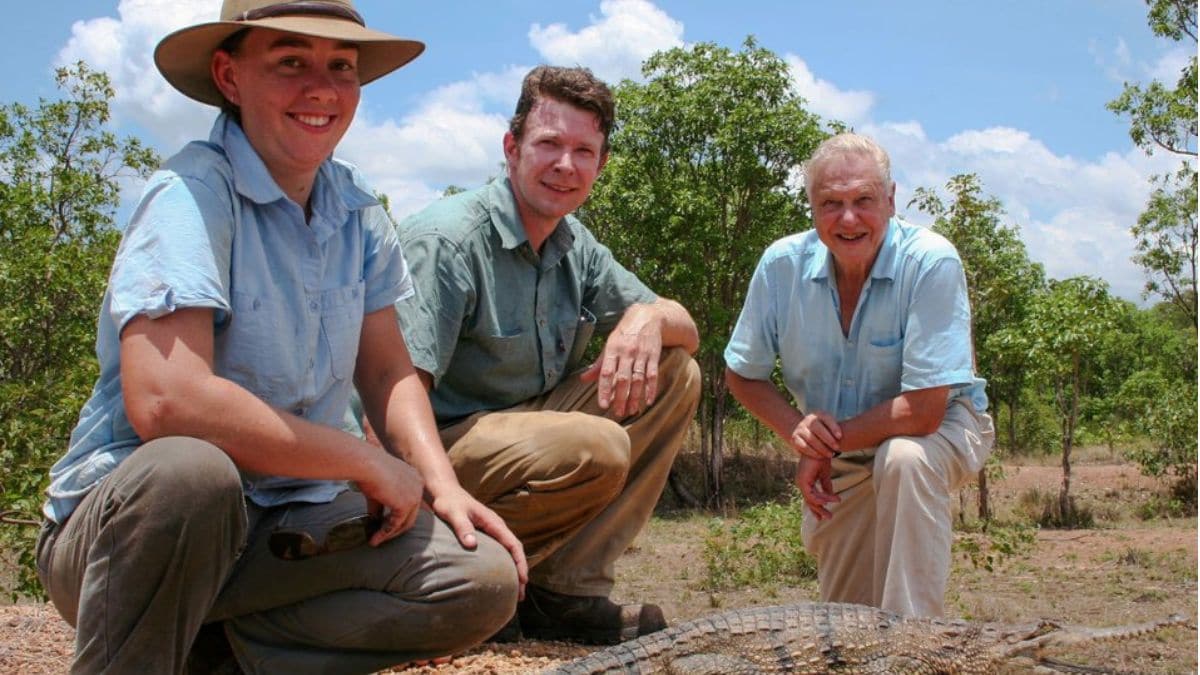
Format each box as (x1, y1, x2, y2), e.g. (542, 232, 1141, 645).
(517, 585, 667, 645)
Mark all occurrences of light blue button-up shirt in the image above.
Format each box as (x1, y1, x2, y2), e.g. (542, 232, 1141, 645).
(44, 115, 411, 523)
(724, 217, 987, 422)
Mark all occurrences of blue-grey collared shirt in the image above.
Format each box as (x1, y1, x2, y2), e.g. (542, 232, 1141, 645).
(724, 217, 987, 422)
(44, 114, 411, 523)
(397, 177, 656, 425)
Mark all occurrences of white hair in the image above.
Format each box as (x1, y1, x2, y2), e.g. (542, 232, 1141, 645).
(802, 133, 893, 195)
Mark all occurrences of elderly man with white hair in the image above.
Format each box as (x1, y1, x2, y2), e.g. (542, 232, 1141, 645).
(724, 133, 994, 618)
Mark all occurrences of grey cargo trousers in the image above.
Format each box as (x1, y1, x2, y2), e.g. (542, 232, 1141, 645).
(37, 437, 518, 674)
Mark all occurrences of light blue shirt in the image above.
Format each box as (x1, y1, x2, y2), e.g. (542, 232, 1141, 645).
(44, 114, 411, 523)
(724, 217, 987, 422)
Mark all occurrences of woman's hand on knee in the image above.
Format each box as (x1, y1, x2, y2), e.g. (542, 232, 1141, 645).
(357, 455, 425, 546)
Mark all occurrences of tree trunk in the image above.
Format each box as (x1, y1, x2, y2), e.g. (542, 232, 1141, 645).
(1007, 394, 1018, 454)
(699, 394, 715, 504)
(705, 361, 725, 505)
(1059, 424, 1073, 522)
(667, 469, 703, 509)
(1058, 357, 1080, 522)
(977, 468, 991, 522)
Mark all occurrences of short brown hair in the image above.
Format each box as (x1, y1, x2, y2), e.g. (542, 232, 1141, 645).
(509, 65, 616, 152)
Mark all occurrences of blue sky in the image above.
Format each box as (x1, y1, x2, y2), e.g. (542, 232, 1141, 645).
(3, 1, 1191, 302)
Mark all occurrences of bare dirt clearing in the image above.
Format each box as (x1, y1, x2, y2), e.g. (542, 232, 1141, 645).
(2, 458, 1195, 673)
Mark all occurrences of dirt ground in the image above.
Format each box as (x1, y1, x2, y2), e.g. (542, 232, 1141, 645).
(2, 457, 1195, 674)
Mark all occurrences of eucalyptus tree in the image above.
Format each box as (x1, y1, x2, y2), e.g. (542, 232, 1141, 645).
(582, 37, 825, 502)
(1025, 277, 1121, 524)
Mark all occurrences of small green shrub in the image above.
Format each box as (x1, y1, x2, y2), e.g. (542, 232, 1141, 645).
(701, 492, 816, 592)
(953, 520, 1037, 572)
(1136, 492, 1196, 520)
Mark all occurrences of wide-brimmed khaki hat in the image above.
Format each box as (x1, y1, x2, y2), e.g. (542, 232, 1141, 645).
(155, 0, 425, 106)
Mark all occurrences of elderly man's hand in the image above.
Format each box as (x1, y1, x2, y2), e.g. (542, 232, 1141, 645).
(795, 456, 839, 520)
(581, 306, 663, 418)
(790, 411, 843, 459)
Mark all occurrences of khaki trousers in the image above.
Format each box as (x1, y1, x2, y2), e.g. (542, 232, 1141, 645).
(441, 346, 701, 597)
(800, 400, 995, 618)
(37, 437, 518, 675)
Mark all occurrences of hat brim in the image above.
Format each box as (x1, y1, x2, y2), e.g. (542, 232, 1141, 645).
(155, 16, 424, 106)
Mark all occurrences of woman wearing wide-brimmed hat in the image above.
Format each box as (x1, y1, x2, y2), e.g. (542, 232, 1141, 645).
(36, 2, 525, 672)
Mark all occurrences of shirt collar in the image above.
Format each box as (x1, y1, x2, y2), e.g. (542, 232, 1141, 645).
(211, 114, 378, 240)
(212, 114, 287, 206)
(488, 176, 576, 253)
(804, 218, 900, 283)
(869, 218, 901, 281)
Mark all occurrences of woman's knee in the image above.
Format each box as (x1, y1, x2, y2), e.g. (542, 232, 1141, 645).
(463, 534, 520, 629)
(126, 437, 244, 529)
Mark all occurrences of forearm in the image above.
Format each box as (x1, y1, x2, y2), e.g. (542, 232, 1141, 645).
(130, 371, 387, 484)
(354, 308, 462, 497)
(836, 386, 951, 452)
(725, 368, 803, 442)
(360, 365, 460, 495)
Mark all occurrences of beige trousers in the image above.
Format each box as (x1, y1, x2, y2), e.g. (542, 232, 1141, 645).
(800, 399, 995, 618)
(441, 346, 701, 597)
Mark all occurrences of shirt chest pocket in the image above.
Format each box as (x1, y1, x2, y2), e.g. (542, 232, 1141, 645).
(320, 281, 366, 381)
(863, 333, 904, 402)
(224, 290, 293, 399)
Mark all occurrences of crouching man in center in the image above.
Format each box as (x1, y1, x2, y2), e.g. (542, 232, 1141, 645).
(382, 65, 701, 644)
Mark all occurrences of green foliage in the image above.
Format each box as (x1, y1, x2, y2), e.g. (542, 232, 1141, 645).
(1131, 163, 1197, 323)
(1108, 0, 1197, 322)
(953, 520, 1037, 573)
(1026, 277, 1121, 435)
(582, 37, 826, 501)
(0, 62, 158, 599)
(909, 174, 1046, 463)
(996, 393, 1061, 456)
(1106, 0, 1196, 159)
(1136, 486, 1197, 520)
(701, 492, 816, 592)
(1117, 370, 1198, 494)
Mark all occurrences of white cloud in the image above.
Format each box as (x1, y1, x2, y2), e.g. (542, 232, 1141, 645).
(785, 55, 875, 127)
(528, 0, 684, 83)
(55, 0, 518, 221)
(869, 120, 1175, 302)
(1147, 44, 1192, 83)
(1089, 37, 1132, 84)
(58, 0, 219, 150)
(340, 101, 511, 218)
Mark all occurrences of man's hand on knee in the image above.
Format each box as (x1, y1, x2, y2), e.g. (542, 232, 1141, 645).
(582, 326, 662, 418)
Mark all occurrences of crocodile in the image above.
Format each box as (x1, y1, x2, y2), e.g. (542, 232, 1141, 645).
(541, 602, 1188, 674)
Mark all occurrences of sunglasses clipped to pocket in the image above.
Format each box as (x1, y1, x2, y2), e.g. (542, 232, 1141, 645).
(267, 492, 382, 561)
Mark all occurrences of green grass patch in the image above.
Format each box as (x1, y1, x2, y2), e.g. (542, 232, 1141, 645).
(700, 492, 816, 593)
